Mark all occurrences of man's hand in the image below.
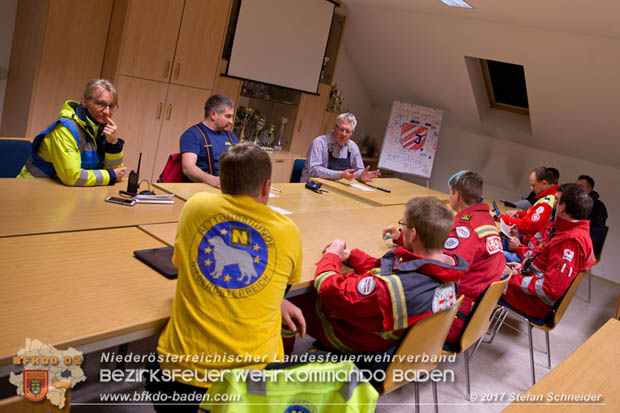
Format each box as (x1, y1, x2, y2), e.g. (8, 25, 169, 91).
(341, 169, 356, 180)
(113, 167, 127, 181)
(359, 165, 381, 183)
(506, 210, 518, 218)
(508, 224, 519, 237)
(382, 225, 399, 241)
(506, 262, 522, 274)
(205, 174, 221, 188)
(322, 239, 350, 262)
(102, 118, 118, 144)
(507, 236, 521, 252)
(281, 299, 306, 338)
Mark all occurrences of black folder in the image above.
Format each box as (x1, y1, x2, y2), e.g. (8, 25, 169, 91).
(134, 246, 178, 279)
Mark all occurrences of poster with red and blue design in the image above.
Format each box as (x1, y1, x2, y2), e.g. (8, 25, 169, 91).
(378, 101, 443, 178)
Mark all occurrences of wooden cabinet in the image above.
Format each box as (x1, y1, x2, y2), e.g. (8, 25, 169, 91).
(270, 152, 294, 183)
(321, 111, 340, 135)
(288, 83, 331, 156)
(0, 0, 113, 138)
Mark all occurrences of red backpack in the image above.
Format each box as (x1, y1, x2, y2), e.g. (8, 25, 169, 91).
(158, 125, 232, 183)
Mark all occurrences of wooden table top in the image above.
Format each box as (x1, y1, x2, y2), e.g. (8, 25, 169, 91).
(154, 182, 371, 214)
(0, 179, 185, 237)
(311, 177, 449, 206)
(0, 227, 175, 367)
(140, 205, 405, 292)
(503, 318, 620, 412)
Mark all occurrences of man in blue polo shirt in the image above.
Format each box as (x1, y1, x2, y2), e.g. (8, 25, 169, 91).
(180, 94, 239, 188)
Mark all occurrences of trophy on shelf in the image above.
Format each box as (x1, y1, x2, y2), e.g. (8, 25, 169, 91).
(252, 116, 266, 146)
(274, 116, 288, 151)
(259, 124, 276, 147)
(235, 107, 255, 141)
(327, 83, 342, 113)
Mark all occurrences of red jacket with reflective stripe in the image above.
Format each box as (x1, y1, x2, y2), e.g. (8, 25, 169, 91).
(313, 248, 465, 353)
(500, 185, 558, 238)
(502, 216, 594, 319)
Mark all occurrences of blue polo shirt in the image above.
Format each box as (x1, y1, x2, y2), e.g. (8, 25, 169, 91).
(179, 123, 238, 176)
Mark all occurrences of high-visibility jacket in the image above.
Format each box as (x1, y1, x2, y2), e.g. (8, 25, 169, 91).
(443, 202, 506, 344)
(311, 247, 467, 353)
(502, 216, 594, 319)
(18, 100, 123, 186)
(500, 185, 558, 238)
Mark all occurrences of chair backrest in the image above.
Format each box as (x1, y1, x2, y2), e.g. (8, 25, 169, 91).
(381, 296, 463, 395)
(289, 158, 306, 183)
(460, 275, 511, 351)
(0, 138, 32, 178)
(549, 271, 586, 328)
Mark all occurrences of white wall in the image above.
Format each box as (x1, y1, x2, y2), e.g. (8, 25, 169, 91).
(0, 0, 18, 127)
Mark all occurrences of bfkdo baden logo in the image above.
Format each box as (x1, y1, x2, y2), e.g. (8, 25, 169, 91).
(10, 339, 86, 409)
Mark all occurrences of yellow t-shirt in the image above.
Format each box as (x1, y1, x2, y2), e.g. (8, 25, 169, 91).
(158, 192, 302, 387)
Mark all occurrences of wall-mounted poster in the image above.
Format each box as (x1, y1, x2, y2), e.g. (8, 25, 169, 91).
(378, 101, 443, 178)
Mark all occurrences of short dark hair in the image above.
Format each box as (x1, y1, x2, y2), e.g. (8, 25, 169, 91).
(546, 167, 560, 184)
(219, 143, 271, 197)
(558, 183, 592, 220)
(532, 167, 554, 184)
(403, 197, 454, 251)
(204, 94, 234, 118)
(577, 175, 595, 190)
(448, 170, 483, 205)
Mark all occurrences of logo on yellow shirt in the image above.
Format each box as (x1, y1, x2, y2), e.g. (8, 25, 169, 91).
(191, 214, 275, 298)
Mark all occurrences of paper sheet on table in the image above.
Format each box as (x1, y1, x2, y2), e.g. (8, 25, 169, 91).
(268, 205, 292, 215)
(350, 183, 374, 192)
(499, 218, 512, 237)
(269, 193, 279, 198)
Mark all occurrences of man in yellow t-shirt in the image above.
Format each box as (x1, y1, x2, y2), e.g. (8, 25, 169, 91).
(148, 143, 305, 413)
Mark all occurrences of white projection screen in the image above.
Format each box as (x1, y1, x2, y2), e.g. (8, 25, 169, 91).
(227, 0, 335, 94)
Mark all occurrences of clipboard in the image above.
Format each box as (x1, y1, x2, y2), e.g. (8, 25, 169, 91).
(134, 246, 178, 279)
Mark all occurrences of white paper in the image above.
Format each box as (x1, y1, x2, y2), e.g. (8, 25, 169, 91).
(350, 183, 374, 192)
(499, 218, 512, 237)
(268, 205, 292, 215)
(269, 193, 279, 198)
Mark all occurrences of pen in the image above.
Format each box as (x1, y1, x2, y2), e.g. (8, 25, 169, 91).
(365, 183, 391, 193)
(271, 186, 282, 193)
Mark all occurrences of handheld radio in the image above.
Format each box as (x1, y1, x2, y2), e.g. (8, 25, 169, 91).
(127, 153, 141, 194)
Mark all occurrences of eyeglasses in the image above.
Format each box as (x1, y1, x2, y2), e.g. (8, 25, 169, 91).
(87, 96, 119, 112)
(334, 125, 353, 135)
(398, 219, 412, 229)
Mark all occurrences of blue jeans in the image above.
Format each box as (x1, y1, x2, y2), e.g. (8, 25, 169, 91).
(502, 238, 522, 263)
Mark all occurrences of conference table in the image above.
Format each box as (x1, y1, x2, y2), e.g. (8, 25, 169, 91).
(140, 205, 405, 292)
(311, 177, 450, 206)
(503, 318, 620, 412)
(154, 182, 372, 214)
(0, 179, 184, 237)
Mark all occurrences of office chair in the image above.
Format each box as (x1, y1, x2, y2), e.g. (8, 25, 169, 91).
(0, 138, 32, 178)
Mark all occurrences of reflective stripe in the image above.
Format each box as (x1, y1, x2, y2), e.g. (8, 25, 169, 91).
(534, 278, 555, 306)
(530, 263, 544, 278)
(246, 372, 267, 395)
(376, 274, 407, 330)
(376, 330, 404, 341)
(338, 366, 362, 402)
(104, 157, 123, 168)
(25, 157, 48, 177)
(523, 250, 533, 259)
(314, 271, 337, 293)
(93, 170, 104, 185)
(521, 276, 534, 295)
(475, 225, 499, 238)
(315, 299, 354, 353)
(75, 170, 89, 186)
(528, 232, 544, 248)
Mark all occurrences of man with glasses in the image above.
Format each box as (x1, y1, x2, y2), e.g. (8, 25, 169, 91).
(18, 79, 126, 186)
(282, 197, 468, 355)
(300, 112, 380, 183)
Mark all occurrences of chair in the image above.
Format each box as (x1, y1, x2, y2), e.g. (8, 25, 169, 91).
(378, 296, 463, 413)
(0, 138, 32, 178)
(498, 271, 586, 385)
(585, 226, 609, 303)
(289, 158, 306, 183)
(615, 292, 620, 320)
(441, 275, 511, 400)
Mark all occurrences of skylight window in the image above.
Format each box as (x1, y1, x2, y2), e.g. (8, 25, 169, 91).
(440, 0, 472, 8)
(480, 59, 530, 115)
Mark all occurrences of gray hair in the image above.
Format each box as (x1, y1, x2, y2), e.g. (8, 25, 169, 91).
(204, 94, 235, 118)
(83, 79, 117, 105)
(336, 112, 357, 130)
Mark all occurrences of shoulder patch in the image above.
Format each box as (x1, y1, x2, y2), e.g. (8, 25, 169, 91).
(531, 213, 540, 222)
(455, 226, 471, 239)
(460, 215, 471, 221)
(563, 249, 574, 262)
(536, 206, 545, 214)
(486, 236, 503, 255)
(432, 283, 456, 312)
(357, 276, 376, 296)
(445, 237, 459, 250)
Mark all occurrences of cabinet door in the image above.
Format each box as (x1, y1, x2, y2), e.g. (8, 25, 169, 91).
(289, 83, 330, 155)
(152, 84, 213, 180)
(172, 0, 232, 90)
(321, 112, 340, 135)
(118, 0, 184, 82)
(271, 152, 293, 183)
(113, 76, 168, 182)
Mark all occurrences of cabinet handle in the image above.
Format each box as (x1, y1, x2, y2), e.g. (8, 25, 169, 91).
(298, 119, 303, 132)
(164, 61, 171, 78)
(166, 104, 173, 120)
(156, 102, 163, 119)
(174, 62, 181, 80)
(275, 158, 285, 163)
